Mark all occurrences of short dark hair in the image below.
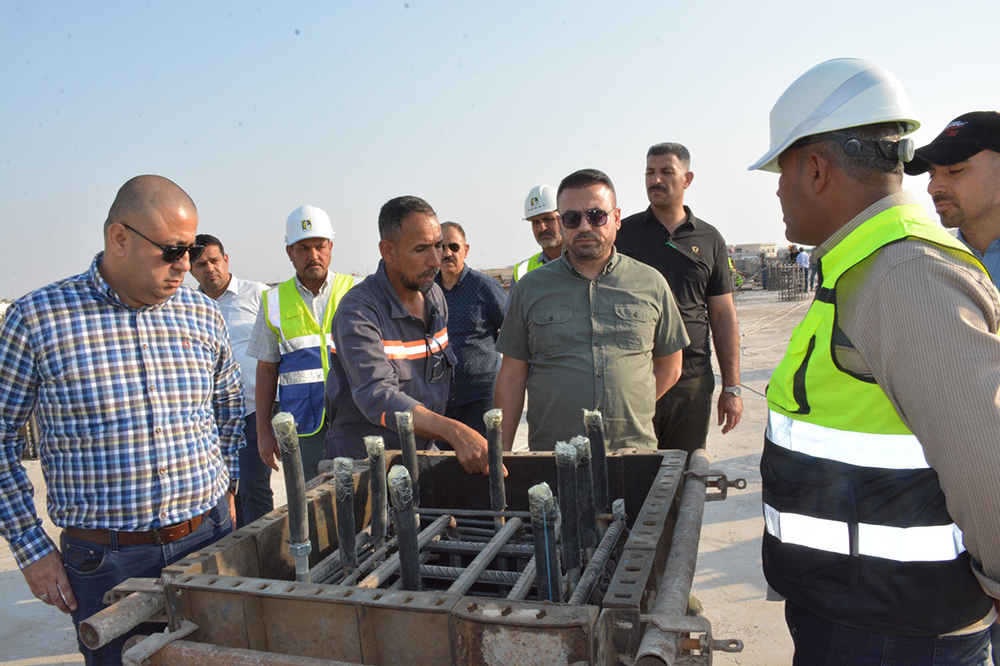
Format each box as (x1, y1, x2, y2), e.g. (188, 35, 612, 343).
(557, 169, 617, 208)
(795, 122, 904, 185)
(440, 221, 466, 240)
(647, 142, 691, 168)
(378, 196, 436, 240)
(195, 233, 224, 255)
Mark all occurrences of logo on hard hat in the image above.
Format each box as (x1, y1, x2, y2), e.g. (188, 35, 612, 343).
(302, 219, 312, 230)
(530, 197, 539, 206)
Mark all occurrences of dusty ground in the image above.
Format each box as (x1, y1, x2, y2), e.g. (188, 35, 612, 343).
(0, 288, 808, 665)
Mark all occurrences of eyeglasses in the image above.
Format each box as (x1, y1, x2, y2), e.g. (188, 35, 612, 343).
(560, 208, 617, 229)
(442, 242, 463, 254)
(426, 335, 448, 382)
(123, 224, 205, 263)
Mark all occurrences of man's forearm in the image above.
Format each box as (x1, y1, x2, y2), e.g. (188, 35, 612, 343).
(708, 295, 741, 386)
(255, 361, 279, 437)
(493, 357, 528, 451)
(653, 351, 683, 399)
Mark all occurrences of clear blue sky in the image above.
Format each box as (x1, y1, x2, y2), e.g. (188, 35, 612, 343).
(2, 1, 998, 298)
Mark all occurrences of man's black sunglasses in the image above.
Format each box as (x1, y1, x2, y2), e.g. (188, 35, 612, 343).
(560, 208, 617, 229)
(441, 242, 463, 254)
(123, 224, 205, 263)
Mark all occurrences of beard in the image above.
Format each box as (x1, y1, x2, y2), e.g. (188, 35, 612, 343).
(537, 233, 562, 249)
(403, 267, 439, 293)
(566, 234, 611, 260)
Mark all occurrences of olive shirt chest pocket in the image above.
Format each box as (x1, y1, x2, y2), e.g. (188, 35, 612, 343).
(614, 304, 657, 351)
(528, 309, 573, 356)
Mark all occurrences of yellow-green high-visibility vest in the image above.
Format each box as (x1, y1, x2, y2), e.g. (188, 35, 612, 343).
(513, 251, 549, 284)
(762, 203, 993, 636)
(263, 274, 356, 435)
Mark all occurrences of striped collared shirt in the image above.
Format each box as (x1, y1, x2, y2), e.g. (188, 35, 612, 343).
(0, 254, 245, 568)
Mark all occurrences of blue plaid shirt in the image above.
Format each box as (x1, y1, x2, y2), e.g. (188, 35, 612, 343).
(0, 254, 245, 569)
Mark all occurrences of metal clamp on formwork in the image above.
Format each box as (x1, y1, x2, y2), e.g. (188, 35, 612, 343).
(122, 619, 199, 666)
(638, 613, 744, 665)
(682, 469, 746, 502)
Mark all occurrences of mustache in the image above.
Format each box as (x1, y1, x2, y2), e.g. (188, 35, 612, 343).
(573, 233, 598, 242)
(932, 195, 956, 204)
(421, 267, 439, 278)
(648, 185, 668, 192)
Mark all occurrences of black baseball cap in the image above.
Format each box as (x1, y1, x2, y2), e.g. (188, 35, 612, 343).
(904, 111, 1000, 175)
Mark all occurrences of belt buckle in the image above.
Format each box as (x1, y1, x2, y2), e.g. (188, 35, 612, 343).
(153, 528, 163, 546)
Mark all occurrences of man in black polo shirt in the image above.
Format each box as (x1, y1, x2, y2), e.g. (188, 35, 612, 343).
(617, 143, 743, 456)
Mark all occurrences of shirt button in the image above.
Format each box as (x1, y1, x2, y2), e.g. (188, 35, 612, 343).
(149, 385, 155, 391)
(155, 427, 162, 434)
(160, 511, 168, 519)
(142, 343, 148, 349)
(597, 372, 603, 377)
(159, 468, 166, 475)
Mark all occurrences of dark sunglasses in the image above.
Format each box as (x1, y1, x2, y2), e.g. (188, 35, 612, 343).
(560, 208, 616, 229)
(123, 224, 205, 263)
(442, 242, 463, 253)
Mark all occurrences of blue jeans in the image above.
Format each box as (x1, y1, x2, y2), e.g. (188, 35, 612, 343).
(236, 412, 273, 527)
(785, 602, 991, 666)
(61, 496, 232, 665)
(991, 622, 999, 665)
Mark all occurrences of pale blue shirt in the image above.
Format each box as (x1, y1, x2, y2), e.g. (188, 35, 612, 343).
(957, 229, 1000, 290)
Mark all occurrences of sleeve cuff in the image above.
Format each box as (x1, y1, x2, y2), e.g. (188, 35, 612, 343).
(10, 524, 57, 570)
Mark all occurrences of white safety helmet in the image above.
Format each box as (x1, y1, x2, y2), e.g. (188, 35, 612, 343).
(285, 205, 335, 246)
(748, 58, 919, 173)
(523, 184, 558, 220)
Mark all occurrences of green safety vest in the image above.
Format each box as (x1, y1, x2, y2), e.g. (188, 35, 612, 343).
(762, 203, 994, 635)
(513, 252, 547, 283)
(263, 274, 356, 435)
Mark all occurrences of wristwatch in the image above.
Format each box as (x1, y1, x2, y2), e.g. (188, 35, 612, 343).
(722, 385, 742, 397)
(228, 478, 240, 496)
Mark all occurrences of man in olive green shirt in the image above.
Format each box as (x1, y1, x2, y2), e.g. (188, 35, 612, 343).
(494, 169, 688, 451)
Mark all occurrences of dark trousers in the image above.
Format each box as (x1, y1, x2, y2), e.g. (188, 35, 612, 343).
(991, 623, 999, 665)
(301, 423, 328, 482)
(61, 496, 233, 665)
(785, 602, 991, 666)
(236, 412, 274, 527)
(442, 395, 494, 448)
(653, 374, 714, 457)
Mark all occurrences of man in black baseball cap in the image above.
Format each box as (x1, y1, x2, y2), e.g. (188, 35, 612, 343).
(906, 111, 1000, 266)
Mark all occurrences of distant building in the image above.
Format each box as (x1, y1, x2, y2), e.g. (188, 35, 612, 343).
(728, 243, 780, 260)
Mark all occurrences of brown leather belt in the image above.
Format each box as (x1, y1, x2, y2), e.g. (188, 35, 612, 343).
(64, 512, 208, 546)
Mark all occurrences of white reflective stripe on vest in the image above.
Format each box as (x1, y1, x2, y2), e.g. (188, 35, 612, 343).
(767, 410, 929, 470)
(763, 503, 966, 562)
(280, 334, 324, 353)
(266, 288, 282, 331)
(515, 261, 529, 281)
(277, 369, 325, 386)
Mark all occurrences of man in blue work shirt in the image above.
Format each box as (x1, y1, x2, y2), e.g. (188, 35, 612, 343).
(435, 221, 508, 438)
(0, 175, 243, 665)
(324, 196, 491, 475)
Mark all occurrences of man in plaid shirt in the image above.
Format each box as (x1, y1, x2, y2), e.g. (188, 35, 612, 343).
(0, 175, 245, 665)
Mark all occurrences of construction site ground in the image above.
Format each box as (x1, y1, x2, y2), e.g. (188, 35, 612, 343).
(1, 287, 804, 666)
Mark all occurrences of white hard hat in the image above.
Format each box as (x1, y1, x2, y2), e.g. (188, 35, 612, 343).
(748, 58, 919, 173)
(285, 205, 335, 246)
(523, 185, 558, 220)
